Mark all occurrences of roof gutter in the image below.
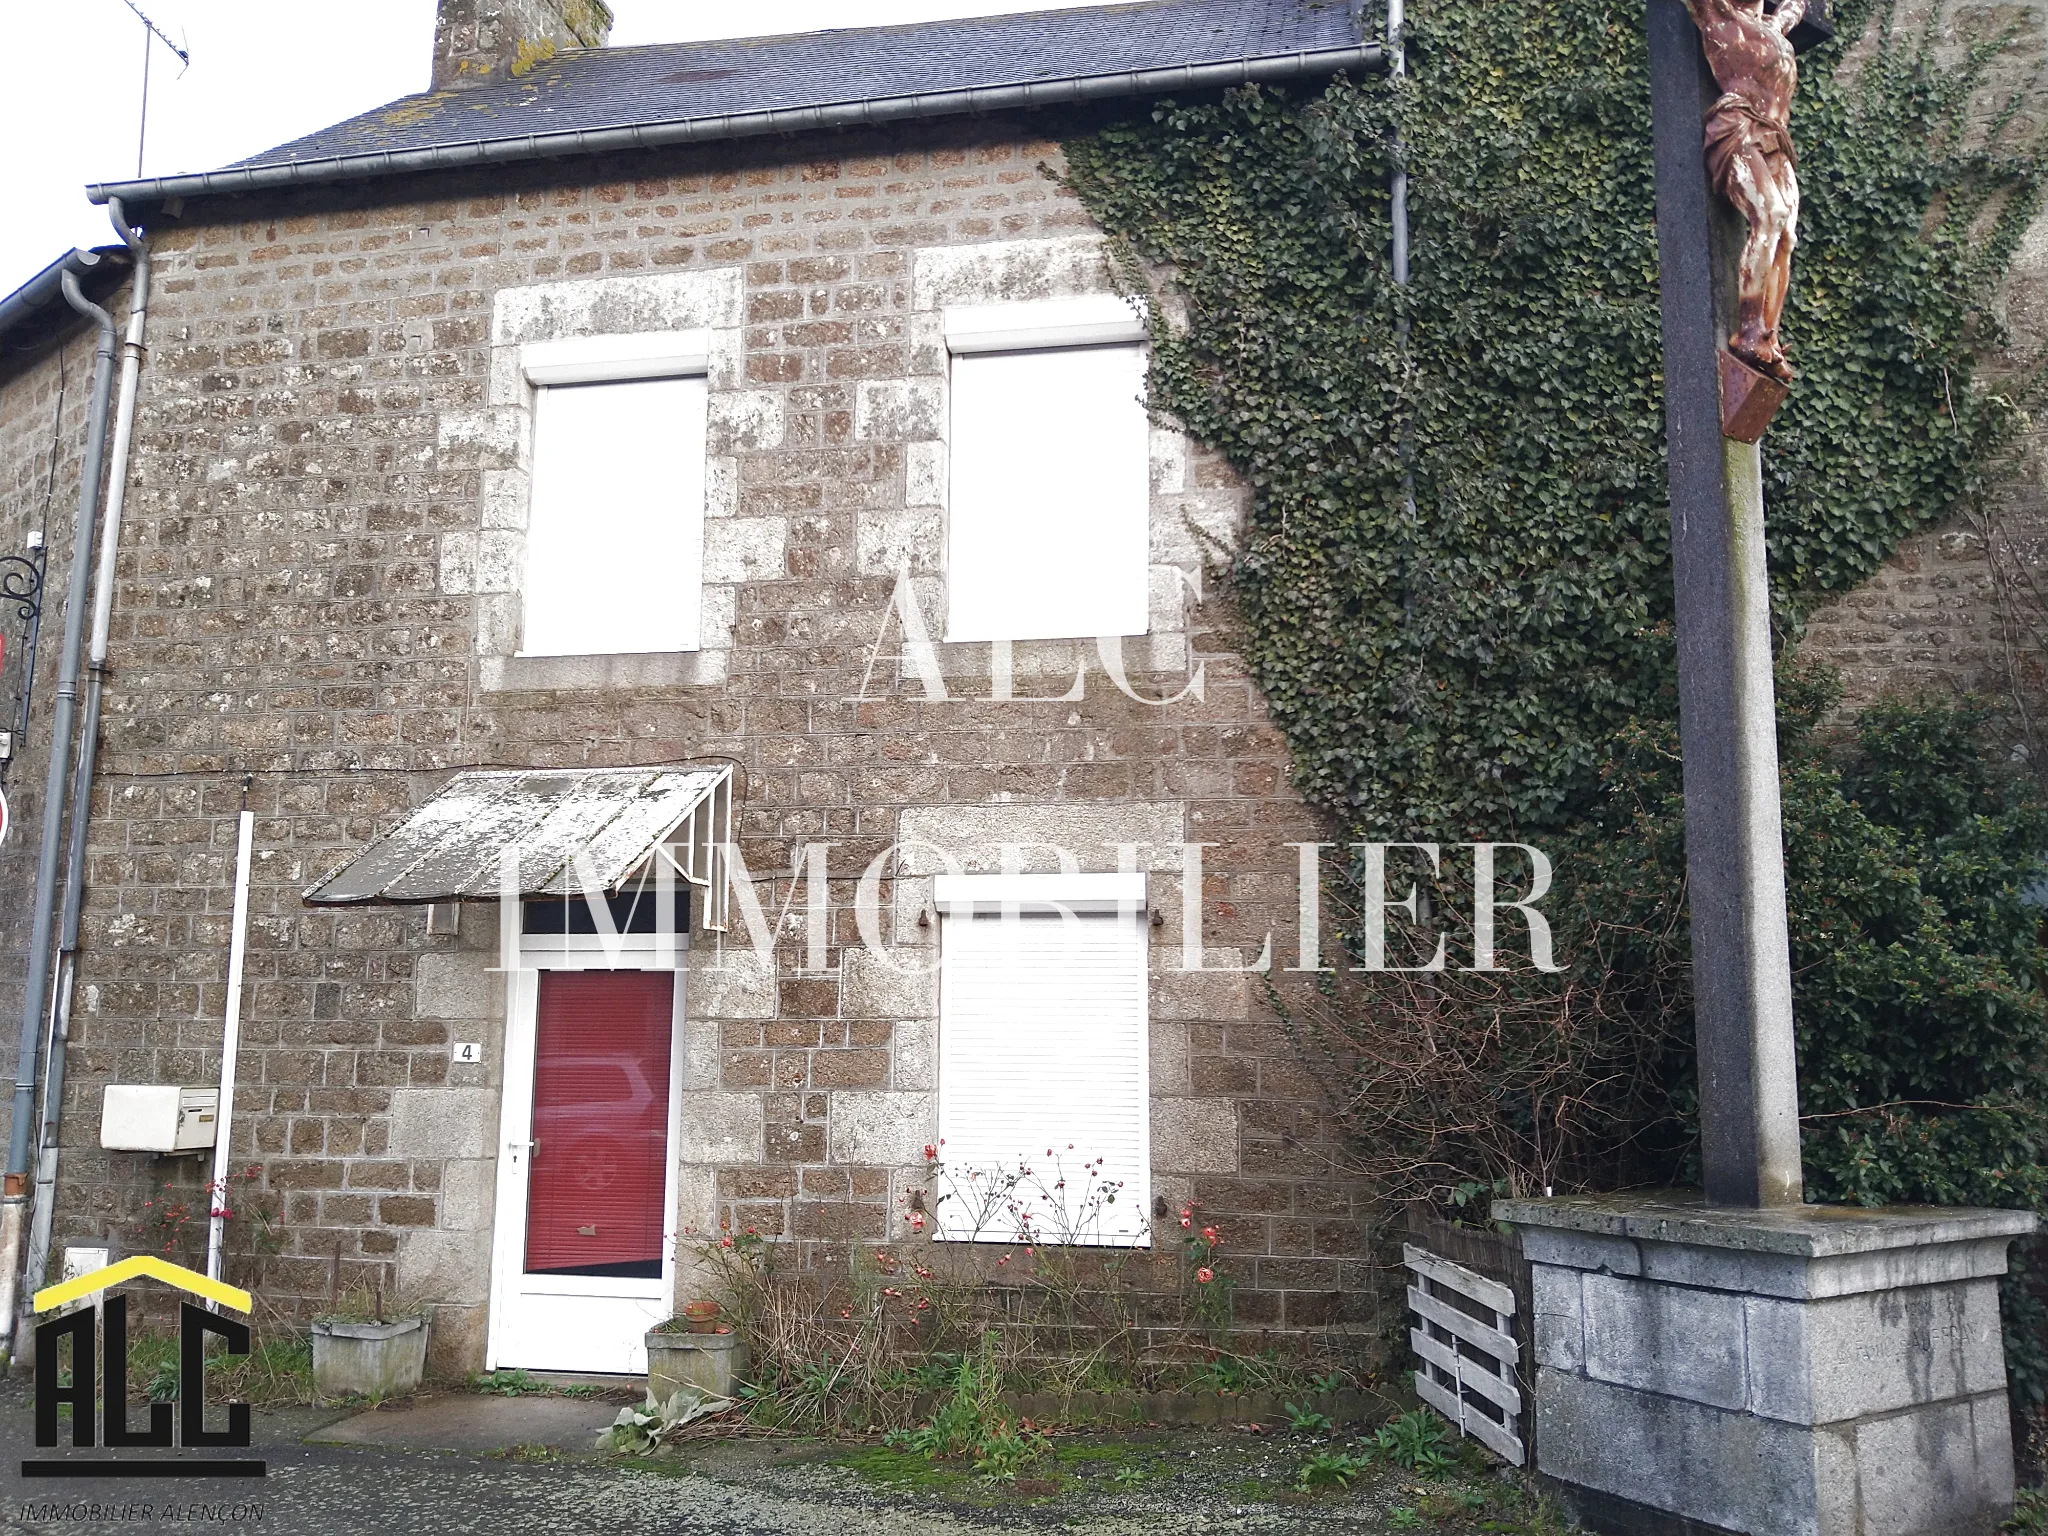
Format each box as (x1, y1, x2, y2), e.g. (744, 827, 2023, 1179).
(0, 249, 120, 351)
(86, 42, 1383, 208)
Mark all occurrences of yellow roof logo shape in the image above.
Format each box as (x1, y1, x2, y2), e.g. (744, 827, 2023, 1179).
(34, 1256, 251, 1315)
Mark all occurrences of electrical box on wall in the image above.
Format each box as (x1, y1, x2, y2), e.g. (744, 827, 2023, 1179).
(99, 1086, 218, 1153)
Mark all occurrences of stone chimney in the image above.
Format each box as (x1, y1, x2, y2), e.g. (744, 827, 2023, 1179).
(432, 0, 612, 91)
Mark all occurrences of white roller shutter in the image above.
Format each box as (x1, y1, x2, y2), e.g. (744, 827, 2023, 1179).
(521, 374, 708, 658)
(944, 343, 1151, 643)
(936, 909, 1150, 1245)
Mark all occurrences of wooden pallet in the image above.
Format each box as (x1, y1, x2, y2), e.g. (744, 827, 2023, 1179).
(1403, 1241, 1526, 1466)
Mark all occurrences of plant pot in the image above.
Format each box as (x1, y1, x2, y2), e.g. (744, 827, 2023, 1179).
(682, 1299, 721, 1334)
(311, 1314, 428, 1400)
(645, 1327, 746, 1405)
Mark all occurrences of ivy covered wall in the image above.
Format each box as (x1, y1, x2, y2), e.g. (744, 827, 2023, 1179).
(1066, 0, 2039, 845)
(1063, 0, 2048, 1404)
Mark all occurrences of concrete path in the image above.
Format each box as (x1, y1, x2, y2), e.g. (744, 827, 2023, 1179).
(305, 1393, 620, 1452)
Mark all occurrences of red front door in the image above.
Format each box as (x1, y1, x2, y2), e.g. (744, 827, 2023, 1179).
(524, 970, 674, 1278)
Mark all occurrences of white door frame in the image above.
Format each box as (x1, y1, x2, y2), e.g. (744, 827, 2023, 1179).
(485, 932, 689, 1375)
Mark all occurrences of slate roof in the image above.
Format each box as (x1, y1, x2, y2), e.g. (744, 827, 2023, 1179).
(87, 0, 1373, 206)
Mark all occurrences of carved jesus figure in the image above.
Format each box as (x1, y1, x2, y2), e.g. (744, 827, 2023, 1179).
(1685, 0, 1805, 381)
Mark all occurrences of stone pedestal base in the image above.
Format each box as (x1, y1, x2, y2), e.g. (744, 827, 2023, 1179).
(1495, 1194, 2034, 1536)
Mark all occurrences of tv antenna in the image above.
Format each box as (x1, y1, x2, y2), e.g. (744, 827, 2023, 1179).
(117, 0, 191, 178)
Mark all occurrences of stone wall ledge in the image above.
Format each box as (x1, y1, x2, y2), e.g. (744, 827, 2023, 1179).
(1496, 1190, 2035, 1259)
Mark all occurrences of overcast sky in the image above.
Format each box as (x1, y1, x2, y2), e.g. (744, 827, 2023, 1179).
(2, 0, 1109, 296)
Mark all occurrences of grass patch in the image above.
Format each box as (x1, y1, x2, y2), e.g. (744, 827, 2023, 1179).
(486, 1443, 561, 1463)
(838, 1445, 977, 1494)
(837, 1443, 1072, 1503)
(1053, 1442, 1135, 1464)
(468, 1368, 619, 1400)
(827, 1422, 1577, 1530)
(123, 1330, 315, 1406)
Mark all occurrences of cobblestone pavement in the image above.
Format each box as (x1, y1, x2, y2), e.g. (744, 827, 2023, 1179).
(0, 1382, 1569, 1535)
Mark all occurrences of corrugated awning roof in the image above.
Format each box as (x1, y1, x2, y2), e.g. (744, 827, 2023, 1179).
(303, 767, 729, 904)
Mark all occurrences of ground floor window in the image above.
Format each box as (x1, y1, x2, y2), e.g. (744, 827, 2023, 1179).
(936, 898, 1150, 1245)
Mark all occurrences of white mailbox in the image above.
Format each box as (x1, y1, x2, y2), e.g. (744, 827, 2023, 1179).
(100, 1086, 218, 1153)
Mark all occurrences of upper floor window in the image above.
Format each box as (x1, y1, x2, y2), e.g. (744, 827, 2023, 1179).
(519, 332, 710, 658)
(943, 298, 1151, 644)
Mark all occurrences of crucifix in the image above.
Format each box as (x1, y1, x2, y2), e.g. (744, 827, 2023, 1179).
(1644, 0, 1832, 1207)
(1503, 17, 2033, 1526)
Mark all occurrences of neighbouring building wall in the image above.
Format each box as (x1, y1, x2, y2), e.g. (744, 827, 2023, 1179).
(0, 303, 129, 1170)
(1795, 521, 2009, 709)
(1797, 0, 2048, 720)
(45, 119, 1369, 1376)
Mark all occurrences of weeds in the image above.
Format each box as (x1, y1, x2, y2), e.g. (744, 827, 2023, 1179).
(120, 1327, 313, 1406)
(968, 1420, 1053, 1482)
(1291, 1409, 1458, 1496)
(685, 1153, 1368, 1437)
(473, 1369, 545, 1396)
(314, 1278, 422, 1327)
(1284, 1400, 1334, 1434)
(1368, 1409, 1456, 1473)
(1294, 1449, 1371, 1491)
(488, 1443, 560, 1463)
(882, 1330, 1053, 1482)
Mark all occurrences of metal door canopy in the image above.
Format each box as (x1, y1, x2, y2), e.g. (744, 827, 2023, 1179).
(302, 766, 730, 918)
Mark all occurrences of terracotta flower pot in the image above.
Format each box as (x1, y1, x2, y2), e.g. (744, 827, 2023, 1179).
(682, 1299, 721, 1334)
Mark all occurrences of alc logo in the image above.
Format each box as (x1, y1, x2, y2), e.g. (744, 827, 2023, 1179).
(25, 1256, 264, 1478)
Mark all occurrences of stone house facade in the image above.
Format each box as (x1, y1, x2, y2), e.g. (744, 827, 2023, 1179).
(9, 0, 2046, 1387)
(0, 0, 1382, 1377)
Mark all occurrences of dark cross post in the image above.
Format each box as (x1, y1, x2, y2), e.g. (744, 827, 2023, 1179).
(1643, 0, 1828, 1207)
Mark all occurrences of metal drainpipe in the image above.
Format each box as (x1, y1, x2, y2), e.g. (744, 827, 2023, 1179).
(0, 273, 119, 1346)
(1388, 0, 1409, 289)
(16, 204, 152, 1343)
(1387, 0, 1423, 667)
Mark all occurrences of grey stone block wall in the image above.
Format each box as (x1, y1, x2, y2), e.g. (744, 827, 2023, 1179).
(0, 117, 1365, 1373)
(0, 298, 139, 1219)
